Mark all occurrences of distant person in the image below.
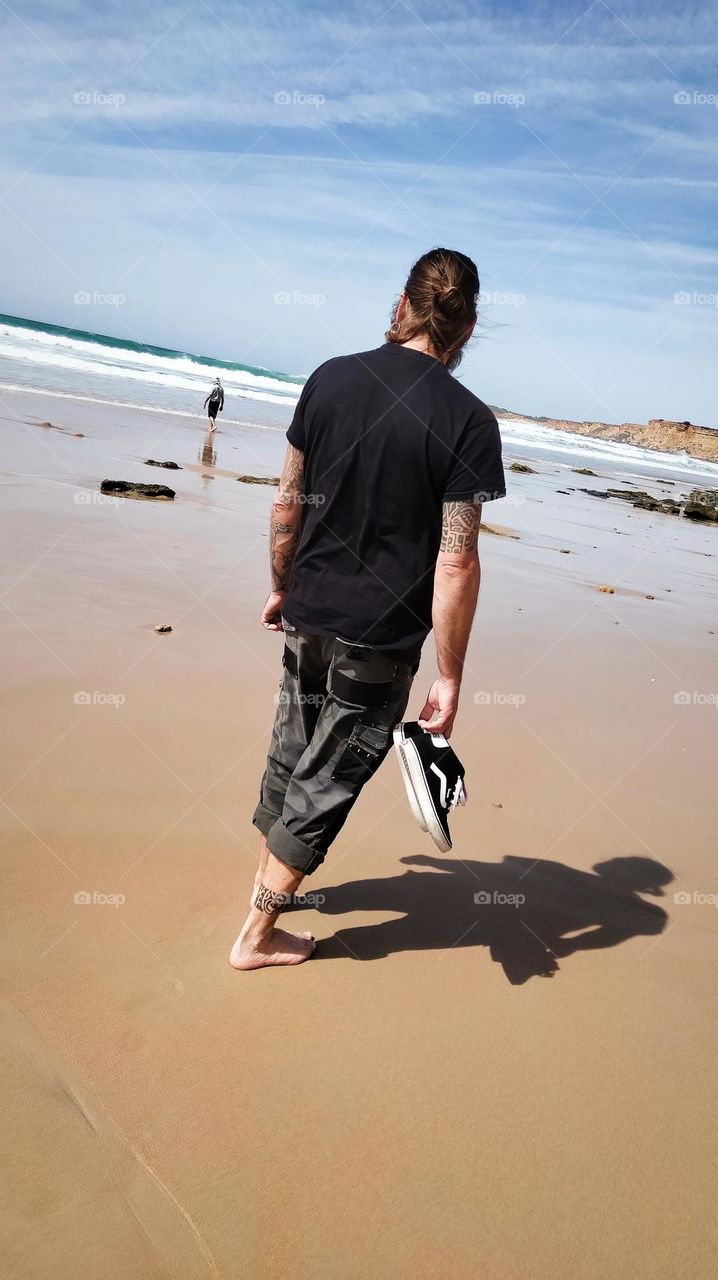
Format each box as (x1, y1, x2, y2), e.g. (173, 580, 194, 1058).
(204, 377, 224, 431)
(229, 247, 506, 970)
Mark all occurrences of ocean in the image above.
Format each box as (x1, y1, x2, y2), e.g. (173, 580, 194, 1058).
(2, 313, 717, 484)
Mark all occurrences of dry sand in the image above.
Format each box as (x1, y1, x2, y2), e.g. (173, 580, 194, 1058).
(1, 390, 717, 1279)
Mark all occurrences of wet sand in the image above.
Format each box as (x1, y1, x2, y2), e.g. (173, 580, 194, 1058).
(1, 390, 717, 1279)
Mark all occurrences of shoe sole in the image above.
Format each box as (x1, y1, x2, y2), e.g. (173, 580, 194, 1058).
(393, 728, 452, 852)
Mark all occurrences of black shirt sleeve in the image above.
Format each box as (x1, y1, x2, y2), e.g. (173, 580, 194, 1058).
(286, 376, 314, 450)
(442, 412, 506, 503)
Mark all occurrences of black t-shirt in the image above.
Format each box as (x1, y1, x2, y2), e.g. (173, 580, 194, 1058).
(282, 343, 506, 660)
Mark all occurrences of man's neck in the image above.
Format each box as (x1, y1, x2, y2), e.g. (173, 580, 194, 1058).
(399, 336, 442, 363)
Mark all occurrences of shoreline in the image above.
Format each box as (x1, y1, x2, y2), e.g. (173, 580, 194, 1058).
(7, 379, 718, 488)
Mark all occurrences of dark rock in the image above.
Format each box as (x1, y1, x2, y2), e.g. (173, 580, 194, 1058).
(584, 487, 687, 518)
(236, 474, 280, 485)
(683, 489, 718, 522)
(606, 488, 654, 503)
(509, 461, 536, 474)
(628, 494, 679, 515)
(101, 480, 175, 500)
(555, 488, 571, 495)
(145, 459, 182, 470)
(154, 623, 173, 633)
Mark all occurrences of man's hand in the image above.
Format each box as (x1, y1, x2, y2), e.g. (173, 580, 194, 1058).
(418, 676, 460, 738)
(261, 590, 286, 631)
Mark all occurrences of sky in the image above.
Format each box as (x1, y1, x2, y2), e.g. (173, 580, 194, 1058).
(0, 0, 717, 424)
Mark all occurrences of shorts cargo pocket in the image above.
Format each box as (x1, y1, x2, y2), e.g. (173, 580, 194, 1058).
(328, 667, 397, 710)
(331, 723, 391, 790)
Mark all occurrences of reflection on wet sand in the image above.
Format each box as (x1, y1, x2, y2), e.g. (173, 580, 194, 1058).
(200, 429, 216, 478)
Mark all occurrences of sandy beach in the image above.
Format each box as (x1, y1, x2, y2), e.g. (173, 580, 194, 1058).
(2, 387, 718, 1279)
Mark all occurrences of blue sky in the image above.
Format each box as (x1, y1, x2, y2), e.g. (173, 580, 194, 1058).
(1, 0, 717, 423)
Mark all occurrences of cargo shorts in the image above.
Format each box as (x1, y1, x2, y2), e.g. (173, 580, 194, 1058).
(252, 622, 416, 875)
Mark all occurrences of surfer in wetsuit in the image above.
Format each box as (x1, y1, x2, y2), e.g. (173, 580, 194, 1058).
(204, 377, 224, 431)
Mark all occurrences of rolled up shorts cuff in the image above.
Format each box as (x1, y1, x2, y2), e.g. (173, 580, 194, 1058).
(266, 819, 326, 876)
(252, 801, 280, 839)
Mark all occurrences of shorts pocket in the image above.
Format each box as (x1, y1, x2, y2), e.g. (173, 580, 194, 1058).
(331, 723, 391, 790)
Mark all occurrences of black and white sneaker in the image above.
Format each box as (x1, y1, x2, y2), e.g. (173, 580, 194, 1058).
(393, 721, 467, 852)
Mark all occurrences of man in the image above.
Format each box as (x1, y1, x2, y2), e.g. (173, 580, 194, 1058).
(230, 247, 506, 970)
(204, 377, 224, 431)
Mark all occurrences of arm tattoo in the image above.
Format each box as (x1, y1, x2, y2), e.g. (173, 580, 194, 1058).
(254, 883, 290, 915)
(270, 445, 304, 592)
(276, 444, 304, 504)
(440, 501, 481, 554)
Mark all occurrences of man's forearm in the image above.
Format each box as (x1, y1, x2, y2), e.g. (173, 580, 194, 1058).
(269, 499, 301, 592)
(268, 444, 305, 594)
(432, 559, 481, 684)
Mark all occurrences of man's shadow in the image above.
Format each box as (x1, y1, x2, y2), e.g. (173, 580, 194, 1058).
(293, 854, 673, 984)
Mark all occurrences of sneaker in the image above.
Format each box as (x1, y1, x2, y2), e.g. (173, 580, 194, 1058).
(393, 721, 467, 851)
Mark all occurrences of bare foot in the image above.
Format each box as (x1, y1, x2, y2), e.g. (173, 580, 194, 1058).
(229, 927, 316, 970)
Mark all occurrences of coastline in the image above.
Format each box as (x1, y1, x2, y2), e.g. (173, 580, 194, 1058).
(495, 406, 718, 464)
(2, 388, 718, 1279)
(3, 309, 717, 469)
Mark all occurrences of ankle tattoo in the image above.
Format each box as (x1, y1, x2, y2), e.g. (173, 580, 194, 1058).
(254, 883, 289, 915)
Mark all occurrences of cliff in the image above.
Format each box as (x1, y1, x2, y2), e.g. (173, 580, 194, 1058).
(492, 411, 718, 464)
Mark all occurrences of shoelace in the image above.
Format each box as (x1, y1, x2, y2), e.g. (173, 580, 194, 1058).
(448, 777, 467, 811)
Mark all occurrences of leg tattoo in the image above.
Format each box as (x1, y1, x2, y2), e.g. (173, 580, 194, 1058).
(254, 883, 289, 915)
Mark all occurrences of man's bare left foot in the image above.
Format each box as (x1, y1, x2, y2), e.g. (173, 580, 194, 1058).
(229, 927, 316, 970)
